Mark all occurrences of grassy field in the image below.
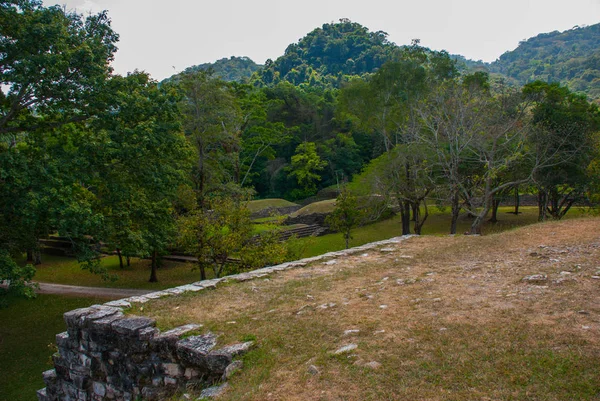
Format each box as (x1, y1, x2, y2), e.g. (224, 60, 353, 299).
(29, 255, 205, 290)
(297, 206, 591, 258)
(0, 294, 103, 401)
(141, 217, 600, 400)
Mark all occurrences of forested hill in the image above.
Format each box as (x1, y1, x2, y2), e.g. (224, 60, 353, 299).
(488, 23, 600, 99)
(174, 56, 262, 82)
(250, 19, 398, 87)
(170, 21, 600, 99)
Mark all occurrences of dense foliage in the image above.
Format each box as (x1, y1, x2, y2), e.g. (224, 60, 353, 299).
(174, 56, 262, 83)
(489, 23, 600, 100)
(252, 19, 397, 88)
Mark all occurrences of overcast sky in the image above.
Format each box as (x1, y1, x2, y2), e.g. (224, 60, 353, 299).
(43, 0, 600, 81)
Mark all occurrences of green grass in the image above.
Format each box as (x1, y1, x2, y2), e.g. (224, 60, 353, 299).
(29, 255, 208, 290)
(297, 206, 591, 258)
(247, 199, 298, 213)
(0, 294, 102, 401)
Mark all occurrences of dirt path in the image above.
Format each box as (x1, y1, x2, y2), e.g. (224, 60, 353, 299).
(35, 282, 152, 298)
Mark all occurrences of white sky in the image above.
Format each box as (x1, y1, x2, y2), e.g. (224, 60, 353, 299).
(44, 0, 600, 81)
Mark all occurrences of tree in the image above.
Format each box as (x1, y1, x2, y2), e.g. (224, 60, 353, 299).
(178, 196, 288, 279)
(0, 1, 118, 135)
(325, 187, 364, 248)
(91, 72, 194, 282)
(418, 74, 532, 234)
(174, 71, 242, 207)
(524, 81, 600, 220)
(353, 143, 435, 235)
(286, 142, 327, 198)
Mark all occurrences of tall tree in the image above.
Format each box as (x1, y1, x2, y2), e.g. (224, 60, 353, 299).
(0, 1, 118, 135)
(524, 81, 600, 220)
(174, 71, 242, 207)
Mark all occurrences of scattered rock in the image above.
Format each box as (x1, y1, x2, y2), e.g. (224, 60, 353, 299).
(364, 361, 381, 370)
(307, 365, 320, 375)
(522, 274, 548, 284)
(373, 330, 386, 335)
(222, 360, 243, 380)
(323, 260, 338, 265)
(578, 310, 589, 315)
(379, 305, 388, 309)
(198, 383, 229, 399)
(379, 248, 395, 253)
(343, 329, 360, 336)
(333, 344, 357, 354)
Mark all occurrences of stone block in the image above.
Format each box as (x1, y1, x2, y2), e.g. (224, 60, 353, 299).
(218, 341, 254, 357)
(176, 333, 217, 368)
(111, 316, 155, 336)
(222, 360, 243, 380)
(205, 350, 232, 376)
(162, 362, 183, 377)
(103, 299, 131, 308)
(36, 388, 49, 401)
(64, 307, 96, 329)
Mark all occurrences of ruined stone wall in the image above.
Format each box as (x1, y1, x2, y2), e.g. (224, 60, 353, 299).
(37, 304, 252, 401)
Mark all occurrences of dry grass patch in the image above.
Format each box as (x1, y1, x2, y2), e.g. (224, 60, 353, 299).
(140, 218, 600, 401)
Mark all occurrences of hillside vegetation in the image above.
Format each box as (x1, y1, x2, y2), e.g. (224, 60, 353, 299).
(179, 56, 262, 83)
(489, 23, 600, 100)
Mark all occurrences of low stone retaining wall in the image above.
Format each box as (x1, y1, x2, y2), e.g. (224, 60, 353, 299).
(38, 235, 412, 400)
(38, 304, 253, 401)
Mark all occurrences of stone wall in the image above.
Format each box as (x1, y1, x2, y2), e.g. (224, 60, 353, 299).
(37, 304, 252, 401)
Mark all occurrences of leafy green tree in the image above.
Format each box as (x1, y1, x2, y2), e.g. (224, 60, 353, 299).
(174, 71, 242, 206)
(286, 142, 327, 198)
(325, 187, 364, 248)
(523, 81, 600, 220)
(0, 0, 118, 135)
(178, 196, 287, 279)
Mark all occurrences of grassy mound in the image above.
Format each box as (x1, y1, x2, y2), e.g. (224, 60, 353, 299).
(290, 199, 337, 217)
(247, 199, 299, 213)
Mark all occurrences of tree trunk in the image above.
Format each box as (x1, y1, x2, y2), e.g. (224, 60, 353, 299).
(33, 249, 42, 265)
(513, 186, 520, 215)
(450, 191, 460, 235)
(149, 250, 158, 282)
(400, 200, 411, 235)
(198, 261, 207, 281)
(537, 189, 547, 221)
(344, 229, 350, 249)
(116, 248, 124, 269)
(489, 198, 500, 223)
(126, 256, 131, 267)
(413, 200, 429, 235)
(26, 249, 33, 263)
